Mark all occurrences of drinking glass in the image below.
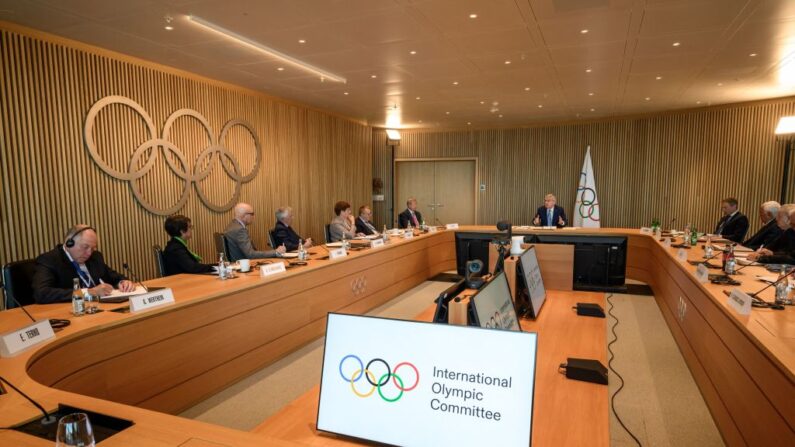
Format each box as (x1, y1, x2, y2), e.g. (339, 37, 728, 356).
(56, 412, 95, 447)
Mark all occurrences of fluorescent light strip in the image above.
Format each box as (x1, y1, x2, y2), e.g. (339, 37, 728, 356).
(187, 15, 347, 83)
(775, 116, 795, 135)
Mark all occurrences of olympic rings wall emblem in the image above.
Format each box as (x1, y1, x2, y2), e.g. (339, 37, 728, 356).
(83, 95, 261, 215)
(350, 276, 367, 296)
(338, 355, 419, 402)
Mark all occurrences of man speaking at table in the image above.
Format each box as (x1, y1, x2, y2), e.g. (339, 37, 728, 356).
(32, 224, 135, 304)
(533, 194, 567, 227)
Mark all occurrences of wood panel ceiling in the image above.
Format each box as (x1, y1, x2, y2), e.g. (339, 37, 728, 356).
(1, 0, 794, 129)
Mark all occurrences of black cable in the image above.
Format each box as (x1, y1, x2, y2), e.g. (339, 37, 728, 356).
(606, 293, 643, 447)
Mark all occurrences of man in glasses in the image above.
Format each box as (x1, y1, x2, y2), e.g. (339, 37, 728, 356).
(224, 203, 285, 261)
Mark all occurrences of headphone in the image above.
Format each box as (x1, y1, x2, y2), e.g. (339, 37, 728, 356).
(65, 226, 96, 248)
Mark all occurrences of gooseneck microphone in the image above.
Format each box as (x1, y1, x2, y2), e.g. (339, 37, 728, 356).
(496, 220, 513, 241)
(749, 268, 795, 299)
(667, 217, 677, 231)
(123, 262, 148, 292)
(0, 375, 57, 425)
(6, 294, 70, 329)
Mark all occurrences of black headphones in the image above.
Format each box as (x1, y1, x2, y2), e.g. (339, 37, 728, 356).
(65, 226, 96, 248)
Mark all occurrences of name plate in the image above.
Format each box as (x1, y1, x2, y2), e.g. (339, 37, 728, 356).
(428, 226, 438, 233)
(445, 223, 459, 229)
(695, 264, 709, 283)
(370, 238, 385, 248)
(0, 320, 56, 357)
(403, 230, 414, 239)
(677, 248, 688, 261)
(727, 288, 752, 316)
(329, 248, 347, 259)
(640, 227, 652, 234)
(260, 262, 287, 276)
(663, 237, 672, 248)
(130, 288, 175, 313)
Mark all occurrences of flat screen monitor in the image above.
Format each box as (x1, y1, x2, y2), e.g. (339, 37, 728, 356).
(469, 272, 521, 331)
(517, 246, 546, 318)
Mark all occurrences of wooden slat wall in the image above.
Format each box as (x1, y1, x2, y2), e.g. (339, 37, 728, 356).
(0, 25, 372, 282)
(372, 99, 795, 236)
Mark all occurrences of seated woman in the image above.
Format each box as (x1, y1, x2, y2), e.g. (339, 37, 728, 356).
(329, 201, 364, 242)
(162, 215, 215, 276)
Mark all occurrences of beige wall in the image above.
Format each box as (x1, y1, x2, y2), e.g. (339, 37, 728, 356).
(0, 24, 372, 279)
(373, 98, 795, 237)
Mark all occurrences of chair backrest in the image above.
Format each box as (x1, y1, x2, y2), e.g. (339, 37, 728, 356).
(324, 224, 332, 244)
(152, 245, 165, 278)
(2, 259, 37, 309)
(268, 229, 277, 248)
(213, 232, 230, 261)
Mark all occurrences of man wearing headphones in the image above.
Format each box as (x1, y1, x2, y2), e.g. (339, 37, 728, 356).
(32, 224, 135, 304)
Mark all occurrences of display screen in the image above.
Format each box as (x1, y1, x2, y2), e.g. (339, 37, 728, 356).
(518, 246, 546, 318)
(470, 272, 521, 331)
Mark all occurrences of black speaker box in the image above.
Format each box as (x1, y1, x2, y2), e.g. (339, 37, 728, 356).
(575, 302, 605, 318)
(564, 358, 608, 385)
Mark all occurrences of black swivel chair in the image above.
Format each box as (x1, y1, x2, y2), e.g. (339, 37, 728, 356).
(152, 245, 165, 278)
(213, 232, 231, 261)
(324, 224, 332, 244)
(2, 259, 37, 309)
(268, 230, 277, 248)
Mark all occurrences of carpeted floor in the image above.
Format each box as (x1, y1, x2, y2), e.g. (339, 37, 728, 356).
(181, 281, 725, 446)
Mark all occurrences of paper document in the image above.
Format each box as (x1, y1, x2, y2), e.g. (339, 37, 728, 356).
(281, 252, 299, 258)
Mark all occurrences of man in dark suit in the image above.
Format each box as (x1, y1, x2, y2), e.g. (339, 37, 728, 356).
(224, 203, 285, 261)
(533, 194, 567, 228)
(355, 205, 379, 235)
(273, 206, 313, 251)
(398, 198, 423, 229)
(742, 201, 783, 250)
(162, 215, 215, 276)
(749, 204, 795, 264)
(32, 224, 135, 304)
(713, 197, 749, 243)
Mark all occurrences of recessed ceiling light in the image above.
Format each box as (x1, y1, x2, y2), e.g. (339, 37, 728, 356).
(717, 82, 723, 86)
(538, 104, 543, 108)
(418, 120, 423, 123)
(480, 101, 485, 104)
(277, 67, 285, 71)
(165, 25, 174, 31)
(416, 96, 421, 100)
(371, 74, 377, 78)
(343, 92, 349, 95)
(645, 97, 651, 101)
(298, 39, 306, 44)
(580, 29, 589, 34)
(524, 87, 530, 91)
(696, 100, 702, 104)
(585, 68, 592, 73)
(445, 111, 450, 115)
(453, 81, 459, 85)
(749, 53, 757, 57)
(499, 114, 503, 118)
(467, 122, 472, 125)
(504, 60, 511, 65)
(469, 13, 478, 19)
(588, 92, 594, 96)
(410, 50, 417, 55)
(655, 76, 662, 80)
(590, 108, 595, 112)
(164, 15, 174, 31)
(672, 42, 681, 47)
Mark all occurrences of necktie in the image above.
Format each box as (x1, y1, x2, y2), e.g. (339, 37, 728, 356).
(547, 209, 553, 226)
(412, 213, 419, 227)
(71, 261, 93, 287)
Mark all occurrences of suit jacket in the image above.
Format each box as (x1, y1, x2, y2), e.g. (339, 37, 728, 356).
(32, 245, 126, 304)
(759, 228, 795, 264)
(398, 209, 423, 229)
(273, 220, 303, 251)
(535, 205, 567, 228)
(162, 238, 215, 276)
(355, 217, 378, 235)
(329, 215, 356, 242)
(714, 212, 749, 243)
(224, 219, 279, 261)
(742, 220, 783, 250)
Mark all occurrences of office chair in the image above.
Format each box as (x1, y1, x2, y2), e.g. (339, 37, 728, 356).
(324, 224, 332, 244)
(213, 232, 232, 262)
(152, 245, 165, 278)
(268, 229, 277, 248)
(2, 259, 37, 309)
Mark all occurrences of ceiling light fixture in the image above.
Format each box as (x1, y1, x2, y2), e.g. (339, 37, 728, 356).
(775, 116, 795, 135)
(416, 96, 421, 100)
(371, 74, 377, 78)
(469, 13, 478, 19)
(524, 87, 530, 91)
(504, 60, 511, 65)
(645, 97, 651, 101)
(277, 67, 284, 71)
(298, 39, 306, 44)
(588, 92, 594, 96)
(672, 42, 681, 47)
(585, 68, 592, 73)
(186, 15, 346, 83)
(343, 92, 349, 95)
(580, 29, 589, 34)
(480, 101, 485, 104)
(749, 53, 757, 57)
(655, 76, 662, 80)
(467, 122, 472, 125)
(499, 114, 503, 118)
(590, 108, 595, 112)
(164, 16, 174, 31)
(410, 50, 417, 55)
(537, 104, 543, 108)
(453, 81, 459, 85)
(446, 111, 450, 115)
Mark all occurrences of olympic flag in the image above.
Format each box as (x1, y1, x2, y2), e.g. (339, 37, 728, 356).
(574, 146, 600, 228)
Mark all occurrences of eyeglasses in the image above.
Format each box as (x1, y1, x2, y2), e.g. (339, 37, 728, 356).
(245, 212, 255, 216)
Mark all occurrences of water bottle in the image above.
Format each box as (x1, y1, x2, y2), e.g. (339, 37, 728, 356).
(298, 239, 306, 261)
(704, 236, 713, 258)
(683, 224, 691, 247)
(775, 273, 789, 305)
(382, 225, 389, 242)
(690, 227, 698, 246)
(724, 244, 736, 275)
(421, 220, 427, 231)
(71, 277, 85, 316)
(218, 252, 227, 280)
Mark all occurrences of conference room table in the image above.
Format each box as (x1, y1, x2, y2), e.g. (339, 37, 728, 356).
(0, 227, 792, 446)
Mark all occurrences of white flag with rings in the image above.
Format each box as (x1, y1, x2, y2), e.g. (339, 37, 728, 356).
(574, 146, 600, 228)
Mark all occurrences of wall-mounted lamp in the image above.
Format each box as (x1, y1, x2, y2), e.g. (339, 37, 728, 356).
(386, 129, 401, 146)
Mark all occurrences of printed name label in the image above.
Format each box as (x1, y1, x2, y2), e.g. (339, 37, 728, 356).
(445, 223, 459, 229)
(370, 238, 385, 248)
(403, 231, 414, 239)
(695, 264, 709, 283)
(663, 237, 672, 248)
(130, 288, 175, 313)
(677, 248, 687, 261)
(727, 288, 752, 316)
(329, 248, 348, 259)
(260, 262, 287, 276)
(0, 320, 56, 357)
(640, 227, 652, 234)
(428, 226, 438, 233)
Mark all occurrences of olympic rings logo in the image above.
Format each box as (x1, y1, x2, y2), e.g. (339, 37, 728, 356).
(83, 95, 261, 215)
(485, 311, 508, 329)
(576, 172, 600, 222)
(338, 355, 419, 403)
(350, 276, 367, 296)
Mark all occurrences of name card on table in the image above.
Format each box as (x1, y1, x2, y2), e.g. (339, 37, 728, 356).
(403, 230, 414, 239)
(663, 237, 672, 248)
(0, 320, 55, 357)
(428, 226, 438, 233)
(695, 264, 709, 283)
(130, 288, 175, 313)
(677, 248, 688, 261)
(370, 238, 385, 249)
(260, 262, 287, 277)
(727, 288, 752, 316)
(445, 223, 459, 229)
(640, 227, 652, 234)
(329, 248, 348, 260)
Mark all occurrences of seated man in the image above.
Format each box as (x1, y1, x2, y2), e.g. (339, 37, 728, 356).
(32, 224, 135, 304)
(273, 206, 313, 251)
(713, 197, 749, 243)
(329, 201, 364, 242)
(355, 205, 379, 236)
(398, 198, 423, 229)
(749, 204, 795, 264)
(533, 194, 567, 227)
(224, 203, 285, 261)
(162, 214, 215, 276)
(742, 201, 783, 250)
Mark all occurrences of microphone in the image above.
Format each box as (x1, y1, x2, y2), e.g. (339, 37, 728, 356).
(0, 375, 57, 425)
(666, 217, 677, 231)
(749, 268, 795, 299)
(496, 220, 513, 241)
(123, 262, 148, 293)
(5, 293, 70, 330)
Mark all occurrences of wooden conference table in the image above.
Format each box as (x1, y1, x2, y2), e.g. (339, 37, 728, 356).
(0, 227, 792, 446)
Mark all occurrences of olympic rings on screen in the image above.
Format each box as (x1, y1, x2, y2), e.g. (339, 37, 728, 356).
(83, 95, 261, 215)
(338, 355, 419, 402)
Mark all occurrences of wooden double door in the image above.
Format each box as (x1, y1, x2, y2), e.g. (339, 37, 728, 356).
(394, 159, 476, 226)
